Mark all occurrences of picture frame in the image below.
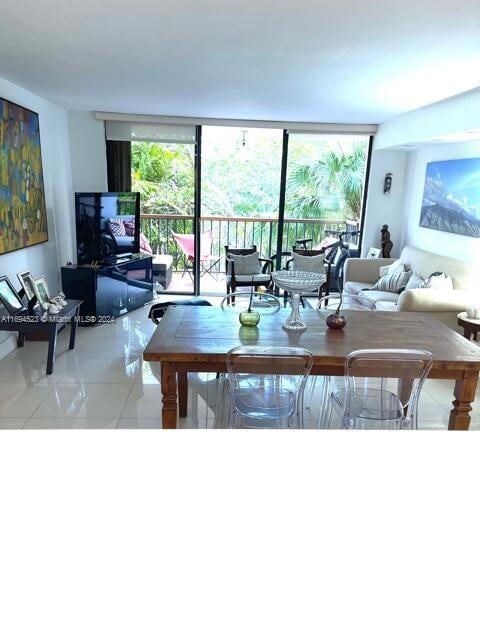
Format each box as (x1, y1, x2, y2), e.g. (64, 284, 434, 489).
(0, 97, 48, 256)
(33, 276, 50, 310)
(17, 270, 36, 300)
(0, 276, 27, 315)
(367, 247, 381, 259)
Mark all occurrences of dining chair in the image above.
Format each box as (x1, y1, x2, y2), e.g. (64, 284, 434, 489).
(325, 349, 433, 429)
(223, 346, 313, 428)
(306, 294, 377, 419)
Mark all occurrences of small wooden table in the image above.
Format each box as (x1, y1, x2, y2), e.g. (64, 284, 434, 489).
(458, 312, 480, 341)
(0, 299, 82, 374)
(143, 306, 480, 430)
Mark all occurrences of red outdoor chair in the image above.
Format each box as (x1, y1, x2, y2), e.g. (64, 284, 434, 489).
(172, 230, 220, 281)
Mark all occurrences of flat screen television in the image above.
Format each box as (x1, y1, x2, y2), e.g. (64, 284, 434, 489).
(75, 192, 140, 264)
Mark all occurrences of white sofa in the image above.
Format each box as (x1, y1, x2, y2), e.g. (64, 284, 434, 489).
(343, 245, 478, 330)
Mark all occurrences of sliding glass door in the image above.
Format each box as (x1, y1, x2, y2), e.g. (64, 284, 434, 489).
(200, 126, 283, 295)
(107, 120, 372, 297)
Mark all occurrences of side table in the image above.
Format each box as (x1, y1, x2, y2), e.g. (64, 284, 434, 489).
(0, 299, 82, 374)
(458, 312, 480, 341)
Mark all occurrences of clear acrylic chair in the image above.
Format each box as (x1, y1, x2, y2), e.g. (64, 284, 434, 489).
(306, 294, 376, 422)
(328, 349, 433, 429)
(224, 346, 313, 428)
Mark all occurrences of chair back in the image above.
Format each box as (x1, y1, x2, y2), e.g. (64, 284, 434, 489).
(173, 231, 214, 261)
(343, 349, 433, 427)
(226, 346, 313, 427)
(224, 245, 257, 273)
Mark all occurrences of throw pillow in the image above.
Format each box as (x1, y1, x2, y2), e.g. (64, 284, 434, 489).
(405, 272, 425, 290)
(379, 259, 404, 278)
(292, 252, 325, 273)
(123, 219, 135, 236)
(371, 269, 412, 293)
(228, 251, 261, 276)
(108, 218, 126, 237)
(420, 272, 454, 290)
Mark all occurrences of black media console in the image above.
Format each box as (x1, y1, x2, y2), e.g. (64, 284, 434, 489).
(61, 255, 153, 324)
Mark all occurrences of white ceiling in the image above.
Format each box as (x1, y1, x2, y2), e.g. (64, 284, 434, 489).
(1, 0, 480, 124)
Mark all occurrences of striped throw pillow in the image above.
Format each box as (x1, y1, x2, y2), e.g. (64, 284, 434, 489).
(371, 269, 412, 293)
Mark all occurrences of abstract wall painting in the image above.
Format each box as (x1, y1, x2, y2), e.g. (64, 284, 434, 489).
(420, 158, 480, 238)
(0, 97, 48, 255)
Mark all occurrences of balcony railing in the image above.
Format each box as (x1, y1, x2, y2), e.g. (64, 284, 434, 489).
(140, 213, 358, 272)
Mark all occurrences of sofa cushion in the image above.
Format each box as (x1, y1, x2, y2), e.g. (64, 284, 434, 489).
(399, 246, 473, 290)
(343, 280, 373, 296)
(360, 290, 401, 304)
(420, 272, 454, 290)
(375, 300, 398, 312)
(405, 272, 425, 290)
(371, 269, 412, 293)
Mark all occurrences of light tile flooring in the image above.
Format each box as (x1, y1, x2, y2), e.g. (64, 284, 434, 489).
(0, 299, 479, 429)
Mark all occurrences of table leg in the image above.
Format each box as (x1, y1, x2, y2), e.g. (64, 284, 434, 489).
(178, 371, 188, 418)
(69, 313, 79, 349)
(449, 372, 478, 430)
(161, 363, 178, 428)
(46, 328, 58, 375)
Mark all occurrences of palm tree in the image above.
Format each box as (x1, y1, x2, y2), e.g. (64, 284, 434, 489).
(288, 143, 367, 221)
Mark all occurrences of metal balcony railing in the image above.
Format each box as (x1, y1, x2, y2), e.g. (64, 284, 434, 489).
(140, 213, 358, 272)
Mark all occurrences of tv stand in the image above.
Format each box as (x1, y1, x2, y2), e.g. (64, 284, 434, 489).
(61, 255, 153, 324)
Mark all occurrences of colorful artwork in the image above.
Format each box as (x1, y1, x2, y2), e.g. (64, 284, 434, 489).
(420, 158, 480, 237)
(0, 97, 48, 255)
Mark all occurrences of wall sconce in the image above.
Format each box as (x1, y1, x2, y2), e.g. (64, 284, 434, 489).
(384, 172, 393, 194)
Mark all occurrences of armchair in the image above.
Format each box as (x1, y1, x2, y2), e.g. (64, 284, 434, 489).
(224, 245, 273, 296)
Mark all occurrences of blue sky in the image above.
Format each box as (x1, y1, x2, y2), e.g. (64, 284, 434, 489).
(427, 158, 480, 209)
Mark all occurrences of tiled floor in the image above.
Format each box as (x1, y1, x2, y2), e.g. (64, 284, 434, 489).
(0, 299, 479, 429)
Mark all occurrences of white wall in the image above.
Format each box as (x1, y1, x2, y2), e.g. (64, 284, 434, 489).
(68, 111, 108, 192)
(361, 149, 408, 258)
(374, 87, 480, 150)
(402, 139, 480, 261)
(0, 76, 75, 356)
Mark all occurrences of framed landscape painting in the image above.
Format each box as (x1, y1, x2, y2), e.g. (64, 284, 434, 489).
(420, 158, 480, 237)
(0, 97, 48, 255)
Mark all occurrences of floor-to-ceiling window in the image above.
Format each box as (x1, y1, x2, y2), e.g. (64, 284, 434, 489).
(200, 126, 283, 294)
(106, 119, 372, 296)
(284, 134, 371, 252)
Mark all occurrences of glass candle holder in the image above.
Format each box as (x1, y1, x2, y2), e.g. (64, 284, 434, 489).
(239, 310, 260, 327)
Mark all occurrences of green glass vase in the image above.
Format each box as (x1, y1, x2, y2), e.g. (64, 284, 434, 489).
(239, 310, 260, 327)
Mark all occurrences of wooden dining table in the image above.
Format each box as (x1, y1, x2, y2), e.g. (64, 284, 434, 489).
(143, 305, 480, 429)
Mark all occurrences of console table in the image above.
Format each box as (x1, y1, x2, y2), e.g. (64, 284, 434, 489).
(0, 299, 82, 374)
(61, 255, 153, 324)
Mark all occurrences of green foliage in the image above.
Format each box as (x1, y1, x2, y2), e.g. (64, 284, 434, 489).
(286, 142, 368, 221)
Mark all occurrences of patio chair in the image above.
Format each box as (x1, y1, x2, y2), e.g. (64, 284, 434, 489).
(224, 245, 273, 297)
(172, 230, 220, 281)
(282, 247, 329, 307)
(223, 346, 313, 428)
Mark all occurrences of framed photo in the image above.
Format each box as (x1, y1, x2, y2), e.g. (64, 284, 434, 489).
(17, 270, 36, 300)
(367, 247, 381, 259)
(33, 276, 50, 310)
(0, 276, 27, 315)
